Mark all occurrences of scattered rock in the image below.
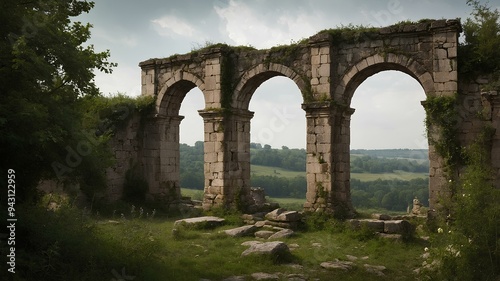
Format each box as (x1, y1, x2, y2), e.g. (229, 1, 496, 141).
(224, 225, 257, 237)
(241, 241, 262, 247)
(346, 255, 358, 261)
(320, 260, 354, 271)
(255, 230, 275, 239)
(288, 243, 300, 251)
(268, 229, 294, 240)
(364, 264, 386, 276)
(311, 243, 322, 248)
(174, 216, 225, 229)
(265, 208, 301, 222)
(251, 272, 279, 280)
(254, 220, 268, 228)
(241, 241, 291, 261)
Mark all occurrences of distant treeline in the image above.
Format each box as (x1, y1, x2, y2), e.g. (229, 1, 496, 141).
(180, 142, 429, 211)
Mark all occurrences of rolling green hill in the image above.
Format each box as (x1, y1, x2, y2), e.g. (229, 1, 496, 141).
(251, 164, 428, 181)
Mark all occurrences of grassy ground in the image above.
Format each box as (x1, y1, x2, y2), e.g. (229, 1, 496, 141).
(13, 203, 429, 281)
(251, 164, 428, 181)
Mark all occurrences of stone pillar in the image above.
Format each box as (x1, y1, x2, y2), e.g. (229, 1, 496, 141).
(421, 101, 450, 209)
(142, 115, 184, 203)
(302, 102, 355, 217)
(199, 109, 254, 210)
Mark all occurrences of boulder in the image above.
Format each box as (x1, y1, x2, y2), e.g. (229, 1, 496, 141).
(241, 241, 291, 261)
(224, 225, 257, 237)
(268, 229, 294, 240)
(174, 216, 225, 229)
(255, 230, 275, 239)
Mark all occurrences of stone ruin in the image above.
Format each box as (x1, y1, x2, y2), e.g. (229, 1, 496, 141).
(103, 19, 500, 216)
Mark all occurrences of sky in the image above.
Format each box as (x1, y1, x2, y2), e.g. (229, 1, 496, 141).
(76, 0, 494, 149)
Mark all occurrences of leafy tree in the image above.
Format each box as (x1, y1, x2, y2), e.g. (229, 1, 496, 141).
(0, 0, 116, 202)
(460, 0, 500, 87)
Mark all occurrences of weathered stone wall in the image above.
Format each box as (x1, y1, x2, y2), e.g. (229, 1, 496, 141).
(105, 113, 142, 201)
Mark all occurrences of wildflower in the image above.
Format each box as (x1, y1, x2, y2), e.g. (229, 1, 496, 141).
(424, 247, 429, 252)
(438, 227, 444, 234)
(449, 179, 452, 183)
(448, 230, 452, 234)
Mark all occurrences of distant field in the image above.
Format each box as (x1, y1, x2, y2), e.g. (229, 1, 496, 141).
(251, 164, 427, 181)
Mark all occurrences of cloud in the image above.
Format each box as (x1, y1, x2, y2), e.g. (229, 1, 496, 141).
(214, 0, 322, 48)
(151, 14, 197, 38)
(91, 27, 138, 47)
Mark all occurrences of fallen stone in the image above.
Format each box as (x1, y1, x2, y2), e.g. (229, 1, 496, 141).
(225, 225, 257, 237)
(320, 260, 354, 271)
(288, 243, 300, 250)
(348, 219, 384, 233)
(251, 272, 279, 280)
(265, 208, 286, 221)
(384, 220, 413, 235)
(174, 216, 225, 229)
(364, 264, 386, 276)
(255, 230, 275, 239)
(241, 241, 262, 247)
(241, 241, 291, 261)
(268, 229, 294, 240)
(265, 208, 301, 222)
(346, 255, 358, 261)
(254, 220, 268, 228)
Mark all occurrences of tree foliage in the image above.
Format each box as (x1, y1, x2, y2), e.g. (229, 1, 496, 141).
(460, 0, 500, 88)
(0, 0, 116, 202)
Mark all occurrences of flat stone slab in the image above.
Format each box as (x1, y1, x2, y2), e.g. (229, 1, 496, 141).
(251, 272, 280, 280)
(224, 225, 257, 237)
(320, 260, 355, 271)
(268, 229, 294, 240)
(241, 241, 291, 259)
(174, 216, 225, 229)
(383, 220, 413, 235)
(255, 230, 275, 239)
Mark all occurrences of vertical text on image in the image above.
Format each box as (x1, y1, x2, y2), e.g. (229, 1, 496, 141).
(7, 169, 16, 274)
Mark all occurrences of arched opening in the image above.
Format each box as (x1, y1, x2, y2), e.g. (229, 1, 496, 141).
(247, 76, 306, 210)
(349, 70, 429, 213)
(178, 88, 205, 201)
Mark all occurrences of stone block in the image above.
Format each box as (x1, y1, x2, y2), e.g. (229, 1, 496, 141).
(225, 225, 257, 237)
(383, 220, 414, 235)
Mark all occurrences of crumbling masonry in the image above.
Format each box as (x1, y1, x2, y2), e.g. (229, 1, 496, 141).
(105, 19, 500, 215)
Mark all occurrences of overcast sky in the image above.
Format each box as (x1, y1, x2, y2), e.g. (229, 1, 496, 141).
(77, 0, 492, 149)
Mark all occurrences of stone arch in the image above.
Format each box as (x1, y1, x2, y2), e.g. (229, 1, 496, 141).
(233, 63, 308, 109)
(156, 70, 206, 116)
(337, 53, 434, 104)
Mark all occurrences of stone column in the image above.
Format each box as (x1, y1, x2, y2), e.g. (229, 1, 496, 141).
(199, 109, 254, 210)
(421, 101, 450, 209)
(142, 115, 184, 204)
(302, 102, 355, 217)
